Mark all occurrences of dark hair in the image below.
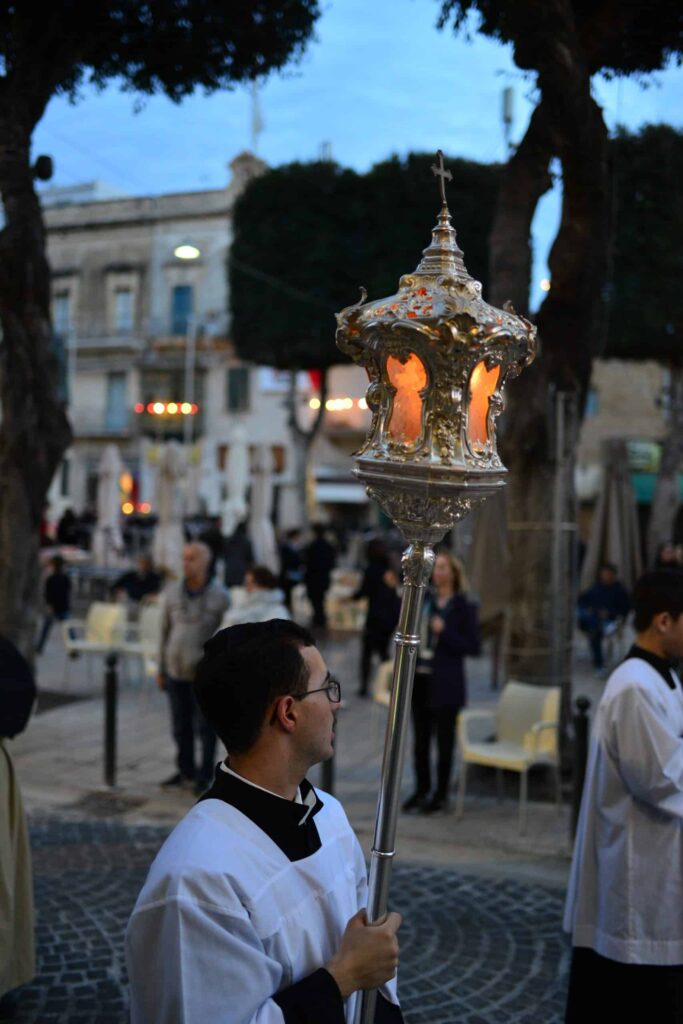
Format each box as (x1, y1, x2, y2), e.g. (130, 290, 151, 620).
(193, 619, 315, 754)
(246, 565, 278, 590)
(598, 562, 617, 575)
(632, 570, 683, 632)
(51, 555, 65, 571)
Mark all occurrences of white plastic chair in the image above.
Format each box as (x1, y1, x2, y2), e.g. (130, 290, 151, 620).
(61, 601, 127, 687)
(118, 603, 163, 685)
(372, 659, 394, 707)
(456, 681, 561, 833)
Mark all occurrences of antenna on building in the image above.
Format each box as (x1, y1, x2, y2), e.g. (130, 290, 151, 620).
(319, 141, 333, 162)
(251, 81, 264, 155)
(502, 86, 514, 156)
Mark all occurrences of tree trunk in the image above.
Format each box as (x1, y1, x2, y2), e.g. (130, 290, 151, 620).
(285, 369, 328, 529)
(0, 105, 72, 658)
(494, 18, 610, 700)
(647, 363, 683, 564)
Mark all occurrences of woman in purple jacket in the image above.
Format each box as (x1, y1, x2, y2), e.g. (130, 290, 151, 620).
(403, 551, 480, 814)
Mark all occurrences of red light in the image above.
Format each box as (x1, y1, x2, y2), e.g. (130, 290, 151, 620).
(146, 402, 155, 414)
(191, 403, 199, 415)
(134, 402, 144, 414)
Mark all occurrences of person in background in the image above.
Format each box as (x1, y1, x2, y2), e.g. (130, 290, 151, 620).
(223, 521, 254, 588)
(278, 528, 304, 611)
(0, 635, 37, 1019)
(564, 570, 683, 1023)
(112, 555, 162, 604)
(198, 516, 226, 582)
(304, 523, 336, 630)
(158, 542, 229, 795)
(56, 507, 79, 546)
(654, 540, 682, 570)
(35, 555, 71, 655)
(403, 551, 480, 815)
(577, 562, 631, 672)
(352, 538, 401, 698)
(220, 565, 290, 628)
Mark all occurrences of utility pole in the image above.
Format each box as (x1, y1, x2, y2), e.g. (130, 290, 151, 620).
(502, 86, 514, 156)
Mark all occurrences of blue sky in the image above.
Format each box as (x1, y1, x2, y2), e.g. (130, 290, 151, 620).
(32, 0, 683, 309)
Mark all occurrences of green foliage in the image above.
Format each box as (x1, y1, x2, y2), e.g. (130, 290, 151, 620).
(604, 125, 683, 364)
(437, 0, 683, 78)
(230, 153, 499, 370)
(0, 1, 320, 106)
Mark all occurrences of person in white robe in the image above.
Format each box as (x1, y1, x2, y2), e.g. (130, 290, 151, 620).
(564, 569, 683, 1022)
(126, 618, 403, 1024)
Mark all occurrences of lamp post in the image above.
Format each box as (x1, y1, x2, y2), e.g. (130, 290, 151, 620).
(335, 151, 536, 1024)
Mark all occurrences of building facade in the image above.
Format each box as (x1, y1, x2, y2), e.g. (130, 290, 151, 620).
(43, 153, 315, 537)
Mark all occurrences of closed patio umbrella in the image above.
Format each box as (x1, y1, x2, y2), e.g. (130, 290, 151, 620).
(580, 438, 642, 592)
(92, 444, 125, 567)
(152, 442, 186, 577)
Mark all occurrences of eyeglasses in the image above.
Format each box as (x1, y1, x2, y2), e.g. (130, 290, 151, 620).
(295, 677, 341, 703)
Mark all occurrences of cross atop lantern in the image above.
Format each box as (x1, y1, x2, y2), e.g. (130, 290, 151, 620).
(336, 150, 536, 545)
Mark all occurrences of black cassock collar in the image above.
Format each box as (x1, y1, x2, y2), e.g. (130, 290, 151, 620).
(627, 644, 680, 691)
(198, 765, 324, 862)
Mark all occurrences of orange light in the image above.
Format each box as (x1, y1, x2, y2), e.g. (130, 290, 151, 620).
(139, 502, 151, 514)
(167, 402, 178, 415)
(153, 401, 165, 415)
(467, 361, 500, 450)
(121, 501, 135, 515)
(134, 402, 144, 414)
(146, 402, 155, 414)
(120, 472, 133, 494)
(190, 403, 198, 414)
(180, 402, 192, 415)
(386, 352, 427, 445)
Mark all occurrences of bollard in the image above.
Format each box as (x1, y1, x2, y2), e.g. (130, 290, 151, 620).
(571, 695, 591, 839)
(104, 652, 119, 788)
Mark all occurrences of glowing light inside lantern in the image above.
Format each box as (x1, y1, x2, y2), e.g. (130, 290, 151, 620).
(386, 353, 427, 445)
(467, 361, 500, 450)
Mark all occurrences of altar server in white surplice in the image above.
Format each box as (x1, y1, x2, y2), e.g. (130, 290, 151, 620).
(126, 618, 403, 1024)
(564, 569, 683, 1023)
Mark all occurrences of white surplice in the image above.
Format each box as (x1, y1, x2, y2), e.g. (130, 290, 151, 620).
(564, 654, 683, 965)
(126, 790, 399, 1022)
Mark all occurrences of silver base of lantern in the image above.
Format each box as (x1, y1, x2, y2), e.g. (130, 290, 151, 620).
(354, 458, 504, 546)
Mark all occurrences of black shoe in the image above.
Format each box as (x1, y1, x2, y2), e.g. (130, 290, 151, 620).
(160, 772, 194, 791)
(402, 792, 428, 812)
(424, 794, 449, 814)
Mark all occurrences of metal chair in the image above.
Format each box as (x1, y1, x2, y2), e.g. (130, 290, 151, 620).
(61, 601, 127, 687)
(456, 681, 561, 833)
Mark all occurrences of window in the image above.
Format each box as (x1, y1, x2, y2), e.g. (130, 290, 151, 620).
(171, 284, 193, 334)
(53, 292, 71, 337)
(114, 288, 134, 333)
(585, 388, 600, 417)
(105, 372, 128, 431)
(226, 367, 250, 412)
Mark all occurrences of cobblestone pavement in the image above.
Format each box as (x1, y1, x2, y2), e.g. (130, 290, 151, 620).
(13, 816, 570, 1024)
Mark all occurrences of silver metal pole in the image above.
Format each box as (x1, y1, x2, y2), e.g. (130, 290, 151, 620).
(354, 542, 435, 1024)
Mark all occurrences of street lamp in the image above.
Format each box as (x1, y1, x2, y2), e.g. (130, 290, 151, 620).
(335, 151, 537, 1024)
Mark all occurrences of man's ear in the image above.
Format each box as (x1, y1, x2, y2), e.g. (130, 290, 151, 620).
(272, 694, 297, 734)
(656, 610, 672, 634)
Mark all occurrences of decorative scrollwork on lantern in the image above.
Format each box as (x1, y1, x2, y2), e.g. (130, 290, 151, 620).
(336, 150, 536, 542)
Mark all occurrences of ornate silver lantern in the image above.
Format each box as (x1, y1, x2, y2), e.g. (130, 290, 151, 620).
(335, 152, 536, 1024)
